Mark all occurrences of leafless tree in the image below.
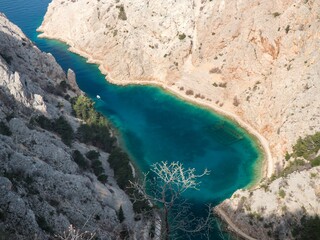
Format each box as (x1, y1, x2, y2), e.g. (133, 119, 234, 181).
(55, 224, 95, 240)
(130, 161, 213, 240)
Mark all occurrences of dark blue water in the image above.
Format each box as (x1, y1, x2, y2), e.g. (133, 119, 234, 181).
(0, 1, 262, 239)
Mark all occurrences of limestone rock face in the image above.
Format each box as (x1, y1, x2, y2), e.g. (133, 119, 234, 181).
(67, 68, 82, 95)
(38, 0, 320, 171)
(216, 167, 320, 239)
(0, 13, 145, 239)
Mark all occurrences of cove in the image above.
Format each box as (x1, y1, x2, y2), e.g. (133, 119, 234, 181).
(1, 1, 262, 239)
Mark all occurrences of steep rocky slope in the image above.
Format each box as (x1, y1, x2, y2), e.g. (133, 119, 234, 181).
(215, 166, 320, 239)
(0, 13, 150, 239)
(38, 0, 320, 173)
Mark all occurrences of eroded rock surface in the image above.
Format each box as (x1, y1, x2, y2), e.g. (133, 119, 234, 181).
(0, 13, 149, 239)
(216, 167, 320, 239)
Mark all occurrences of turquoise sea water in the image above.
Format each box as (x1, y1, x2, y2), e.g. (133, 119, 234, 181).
(0, 1, 261, 239)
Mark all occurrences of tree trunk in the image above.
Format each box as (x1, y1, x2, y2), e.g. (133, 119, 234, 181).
(164, 206, 170, 240)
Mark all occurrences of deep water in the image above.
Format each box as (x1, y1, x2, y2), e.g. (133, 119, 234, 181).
(0, 1, 261, 239)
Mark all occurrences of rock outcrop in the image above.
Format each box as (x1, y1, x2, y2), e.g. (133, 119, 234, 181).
(38, 0, 320, 173)
(0, 13, 149, 239)
(215, 166, 320, 239)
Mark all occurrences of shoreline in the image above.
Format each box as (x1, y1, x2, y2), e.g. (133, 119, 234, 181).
(37, 30, 273, 240)
(214, 206, 257, 240)
(37, 31, 273, 182)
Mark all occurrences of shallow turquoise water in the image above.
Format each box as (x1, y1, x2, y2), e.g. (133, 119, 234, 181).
(0, 1, 261, 238)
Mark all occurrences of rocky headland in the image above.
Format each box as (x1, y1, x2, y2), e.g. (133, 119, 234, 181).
(0, 13, 153, 239)
(37, 0, 320, 239)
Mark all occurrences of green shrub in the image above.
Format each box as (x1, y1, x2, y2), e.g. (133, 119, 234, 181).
(77, 124, 115, 152)
(292, 132, 320, 159)
(31, 115, 52, 131)
(116, 5, 127, 20)
(311, 156, 320, 167)
(178, 33, 186, 40)
(45, 83, 64, 97)
(73, 150, 89, 169)
(272, 12, 281, 17)
(5, 113, 14, 122)
(93, 166, 104, 177)
(72, 95, 95, 122)
(53, 116, 74, 146)
(118, 205, 125, 223)
(59, 80, 70, 93)
(36, 216, 53, 234)
(108, 147, 134, 189)
(72, 95, 115, 152)
(91, 159, 102, 168)
(281, 205, 287, 212)
(86, 150, 100, 160)
(0, 208, 7, 222)
(279, 189, 286, 198)
(0, 53, 13, 65)
(31, 115, 74, 146)
(285, 152, 291, 161)
(293, 137, 310, 158)
(0, 121, 12, 136)
(248, 212, 263, 221)
(129, 189, 152, 214)
(25, 175, 34, 184)
(97, 174, 108, 184)
(279, 159, 306, 178)
(285, 25, 290, 34)
(0, 229, 10, 240)
(293, 215, 320, 240)
(119, 229, 129, 240)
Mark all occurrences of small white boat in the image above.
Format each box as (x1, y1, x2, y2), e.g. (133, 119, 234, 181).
(96, 95, 101, 99)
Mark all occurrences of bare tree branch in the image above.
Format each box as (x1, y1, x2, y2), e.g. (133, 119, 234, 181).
(129, 161, 213, 239)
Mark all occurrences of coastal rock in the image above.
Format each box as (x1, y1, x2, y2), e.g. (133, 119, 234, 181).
(0, 13, 149, 239)
(215, 167, 320, 239)
(38, 0, 320, 175)
(67, 68, 82, 95)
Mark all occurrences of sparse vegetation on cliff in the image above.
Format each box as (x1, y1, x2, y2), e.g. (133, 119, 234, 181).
(30, 115, 74, 146)
(272, 12, 281, 17)
(117, 205, 125, 223)
(0, 121, 12, 136)
(108, 147, 151, 213)
(71, 95, 150, 212)
(116, 5, 127, 21)
(292, 132, 320, 160)
(72, 150, 89, 169)
(178, 33, 186, 40)
(71, 95, 116, 152)
(108, 147, 134, 189)
(293, 215, 320, 240)
(270, 132, 320, 180)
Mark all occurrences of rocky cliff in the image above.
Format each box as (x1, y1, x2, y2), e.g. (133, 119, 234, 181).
(38, 0, 320, 173)
(0, 13, 150, 239)
(215, 166, 320, 239)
